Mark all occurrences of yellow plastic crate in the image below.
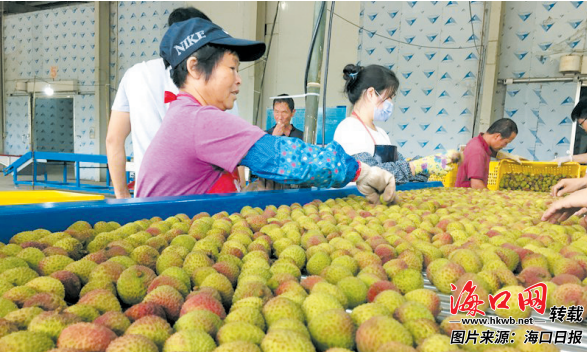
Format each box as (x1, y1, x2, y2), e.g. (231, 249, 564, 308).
(487, 161, 500, 191)
(581, 165, 586, 177)
(428, 166, 458, 187)
(0, 191, 104, 206)
(495, 160, 581, 191)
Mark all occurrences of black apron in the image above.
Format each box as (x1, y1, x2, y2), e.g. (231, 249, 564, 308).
(352, 112, 398, 163)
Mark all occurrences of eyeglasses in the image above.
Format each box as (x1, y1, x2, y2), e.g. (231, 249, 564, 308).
(579, 119, 587, 129)
(375, 90, 396, 101)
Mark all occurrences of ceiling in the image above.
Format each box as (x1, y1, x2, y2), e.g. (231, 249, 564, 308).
(1, 2, 90, 15)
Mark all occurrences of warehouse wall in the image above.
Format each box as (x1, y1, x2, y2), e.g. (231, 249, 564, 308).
(3, 4, 96, 153)
(3, 3, 100, 178)
(4, 1, 587, 181)
(357, 1, 485, 157)
(496, 1, 586, 161)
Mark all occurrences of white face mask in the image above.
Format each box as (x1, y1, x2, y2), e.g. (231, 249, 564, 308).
(373, 91, 394, 122)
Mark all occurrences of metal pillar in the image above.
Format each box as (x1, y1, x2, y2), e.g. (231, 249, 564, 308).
(476, 1, 504, 135)
(94, 1, 110, 181)
(303, 2, 327, 145)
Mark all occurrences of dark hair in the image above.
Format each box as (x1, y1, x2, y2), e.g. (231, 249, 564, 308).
(168, 7, 210, 26)
(571, 98, 587, 122)
(343, 64, 399, 104)
(273, 94, 294, 111)
(487, 118, 518, 138)
(170, 44, 235, 87)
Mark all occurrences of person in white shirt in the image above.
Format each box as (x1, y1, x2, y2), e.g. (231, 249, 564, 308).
(333, 63, 460, 183)
(106, 7, 239, 198)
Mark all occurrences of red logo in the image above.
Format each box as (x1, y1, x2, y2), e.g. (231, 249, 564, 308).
(451, 281, 548, 317)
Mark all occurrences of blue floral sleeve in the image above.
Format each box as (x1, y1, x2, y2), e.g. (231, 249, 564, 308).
(241, 135, 358, 188)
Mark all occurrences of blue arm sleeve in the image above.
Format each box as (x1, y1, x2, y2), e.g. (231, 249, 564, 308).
(352, 152, 429, 184)
(241, 135, 359, 188)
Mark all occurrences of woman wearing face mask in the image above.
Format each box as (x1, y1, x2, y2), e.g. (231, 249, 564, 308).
(333, 64, 461, 184)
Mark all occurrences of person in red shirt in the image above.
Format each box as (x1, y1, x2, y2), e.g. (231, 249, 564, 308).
(456, 118, 520, 189)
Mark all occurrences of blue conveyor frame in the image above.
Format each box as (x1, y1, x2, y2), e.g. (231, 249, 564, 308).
(0, 182, 442, 241)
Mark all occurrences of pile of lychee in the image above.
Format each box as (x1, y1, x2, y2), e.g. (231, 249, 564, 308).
(0, 186, 583, 352)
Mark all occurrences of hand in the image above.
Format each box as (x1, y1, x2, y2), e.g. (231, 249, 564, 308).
(542, 188, 587, 223)
(272, 123, 286, 136)
(496, 151, 526, 164)
(410, 149, 462, 176)
(550, 178, 587, 197)
(552, 155, 573, 166)
(242, 178, 286, 192)
(243, 179, 271, 192)
(355, 163, 396, 204)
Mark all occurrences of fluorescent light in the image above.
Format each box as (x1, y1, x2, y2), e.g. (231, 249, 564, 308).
(44, 86, 54, 96)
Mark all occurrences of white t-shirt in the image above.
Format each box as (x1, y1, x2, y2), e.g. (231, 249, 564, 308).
(333, 117, 391, 156)
(111, 58, 239, 188)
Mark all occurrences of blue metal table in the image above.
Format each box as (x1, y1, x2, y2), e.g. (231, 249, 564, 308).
(2, 151, 133, 195)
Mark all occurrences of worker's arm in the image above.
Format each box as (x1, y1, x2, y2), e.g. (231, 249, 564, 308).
(574, 153, 587, 164)
(553, 153, 587, 165)
(240, 135, 396, 204)
(353, 152, 428, 184)
(410, 150, 462, 176)
(470, 178, 485, 189)
(106, 110, 132, 199)
(241, 135, 357, 188)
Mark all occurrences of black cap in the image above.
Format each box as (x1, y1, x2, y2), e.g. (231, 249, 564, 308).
(160, 18, 266, 68)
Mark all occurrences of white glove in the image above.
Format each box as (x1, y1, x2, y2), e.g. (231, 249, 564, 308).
(496, 151, 525, 164)
(552, 155, 573, 166)
(355, 163, 396, 204)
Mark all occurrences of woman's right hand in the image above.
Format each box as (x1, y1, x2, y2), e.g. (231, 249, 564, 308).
(550, 178, 587, 197)
(355, 163, 396, 204)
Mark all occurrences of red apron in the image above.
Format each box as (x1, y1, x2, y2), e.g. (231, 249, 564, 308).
(207, 169, 241, 194)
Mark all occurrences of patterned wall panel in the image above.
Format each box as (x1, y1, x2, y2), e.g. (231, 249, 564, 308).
(114, 1, 184, 157)
(4, 97, 30, 155)
(74, 94, 99, 180)
(498, 1, 587, 79)
(498, 2, 586, 160)
(3, 4, 96, 93)
(358, 1, 484, 157)
(33, 98, 74, 153)
(3, 3, 99, 179)
(503, 82, 577, 161)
